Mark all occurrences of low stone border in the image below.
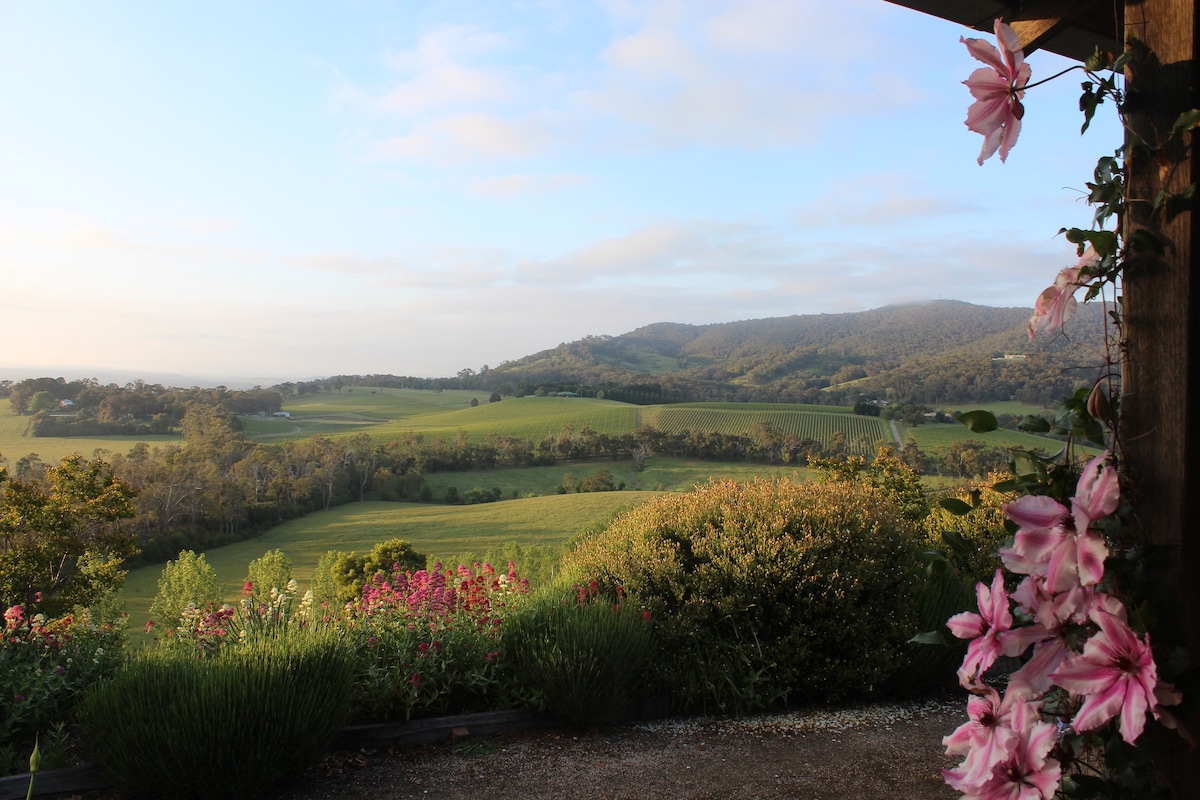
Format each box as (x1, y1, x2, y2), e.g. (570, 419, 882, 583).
(0, 710, 547, 800)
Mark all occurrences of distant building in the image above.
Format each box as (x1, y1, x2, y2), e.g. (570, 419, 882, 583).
(272, 411, 292, 418)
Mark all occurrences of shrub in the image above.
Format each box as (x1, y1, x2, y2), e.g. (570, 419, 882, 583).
(78, 626, 354, 800)
(561, 478, 925, 712)
(503, 583, 653, 725)
(0, 606, 126, 776)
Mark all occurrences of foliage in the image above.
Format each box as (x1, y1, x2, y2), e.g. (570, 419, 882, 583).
(561, 478, 925, 713)
(0, 455, 137, 617)
(320, 538, 427, 606)
(147, 549, 221, 631)
(78, 625, 353, 800)
(503, 582, 653, 725)
(0, 606, 127, 776)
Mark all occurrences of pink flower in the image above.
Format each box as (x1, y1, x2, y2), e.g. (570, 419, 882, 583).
(1027, 248, 1098, 339)
(1052, 610, 1163, 744)
(1002, 455, 1118, 591)
(961, 19, 1030, 165)
(945, 696, 1061, 798)
(948, 571, 1040, 687)
(943, 686, 1033, 787)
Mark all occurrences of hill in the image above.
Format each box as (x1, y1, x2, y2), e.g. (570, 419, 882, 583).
(299, 301, 1108, 406)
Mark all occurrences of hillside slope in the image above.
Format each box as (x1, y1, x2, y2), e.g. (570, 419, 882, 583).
(482, 300, 1108, 405)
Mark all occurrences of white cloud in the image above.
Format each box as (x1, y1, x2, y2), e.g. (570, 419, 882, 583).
(470, 173, 592, 196)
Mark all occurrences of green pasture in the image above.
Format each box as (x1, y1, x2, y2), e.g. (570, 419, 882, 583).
(0, 405, 178, 463)
(936, 400, 1055, 418)
(900, 420, 1077, 454)
(372, 396, 644, 442)
(418, 456, 813, 499)
(652, 406, 891, 455)
(120, 492, 662, 635)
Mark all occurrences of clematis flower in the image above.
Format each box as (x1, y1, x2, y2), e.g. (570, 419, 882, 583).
(962, 18, 1031, 164)
(944, 695, 1061, 798)
(1052, 610, 1165, 744)
(943, 685, 1039, 788)
(1003, 454, 1118, 592)
(948, 571, 1042, 687)
(1027, 247, 1098, 339)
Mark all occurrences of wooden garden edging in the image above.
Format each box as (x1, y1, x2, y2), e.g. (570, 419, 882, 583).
(0, 709, 547, 800)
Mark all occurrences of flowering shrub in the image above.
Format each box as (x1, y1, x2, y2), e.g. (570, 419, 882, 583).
(0, 605, 126, 776)
(344, 561, 529, 721)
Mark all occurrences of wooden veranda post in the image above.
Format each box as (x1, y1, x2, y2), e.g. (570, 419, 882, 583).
(1120, 0, 1200, 791)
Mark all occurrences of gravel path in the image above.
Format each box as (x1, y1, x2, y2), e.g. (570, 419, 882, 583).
(274, 698, 963, 800)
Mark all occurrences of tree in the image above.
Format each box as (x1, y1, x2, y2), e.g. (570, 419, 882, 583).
(28, 391, 58, 414)
(0, 454, 137, 616)
(149, 549, 221, 627)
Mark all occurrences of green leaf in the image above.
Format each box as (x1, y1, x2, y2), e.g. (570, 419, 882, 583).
(1010, 450, 1043, 479)
(1017, 415, 1051, 433)
(941, 530, 974, 559)
(907, 630, 948, 646)
(938, 498, 974, 516)
(1170, 108, 1200, 137)
(957, 410, 998, 433)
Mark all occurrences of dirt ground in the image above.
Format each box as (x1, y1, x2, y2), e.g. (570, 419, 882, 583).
(271, 697, 963, 800)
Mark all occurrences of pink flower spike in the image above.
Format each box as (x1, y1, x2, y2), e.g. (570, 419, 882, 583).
(1052, 611, 1161, 744)
(961, 18, 1030, 165)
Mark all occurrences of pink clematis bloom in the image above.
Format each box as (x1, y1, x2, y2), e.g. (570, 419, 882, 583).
(1052, 610, 1165, 745)
(1002, 454, 1118, 592)
(944, 685, 1039, 789)
(948, 571, 1041, 687)
(945, 696, 1061, 799)
(1027, 267, 1080, 339)
(1027, 247, 1098, 339)
(962, 18, 1031, 165)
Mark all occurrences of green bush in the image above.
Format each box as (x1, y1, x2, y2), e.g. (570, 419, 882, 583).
(561, 478, 925, 712)
(78, 626, 353, 799)
(503, 585, 653, 725)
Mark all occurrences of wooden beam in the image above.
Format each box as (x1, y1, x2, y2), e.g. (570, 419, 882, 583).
(1008, 0, 1089, 54)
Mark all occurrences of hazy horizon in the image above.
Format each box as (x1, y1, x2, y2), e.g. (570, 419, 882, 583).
(2, 2, 1118, 381)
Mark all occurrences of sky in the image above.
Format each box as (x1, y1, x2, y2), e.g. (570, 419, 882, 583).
(0, 0, 1121, 386)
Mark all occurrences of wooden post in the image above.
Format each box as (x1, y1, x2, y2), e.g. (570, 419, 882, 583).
(1120, 0, 1199, 794)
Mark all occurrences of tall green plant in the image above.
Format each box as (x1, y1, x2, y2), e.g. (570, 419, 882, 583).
(78, 626, 353, 800)
(504, 584, 653, 725)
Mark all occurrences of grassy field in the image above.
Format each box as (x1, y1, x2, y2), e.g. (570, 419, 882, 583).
(0, 405, 179, 463)
(120, 491, 664, 636)
(2, 387, 1067, 463)
(419, 457, 812, 499)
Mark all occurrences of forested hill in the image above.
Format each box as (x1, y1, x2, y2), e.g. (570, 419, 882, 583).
(462, 300, 1108, 405)
(320, 300, 1110, 407)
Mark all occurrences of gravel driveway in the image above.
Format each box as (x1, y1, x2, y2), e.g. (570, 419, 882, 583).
(274, 697, 963, 800)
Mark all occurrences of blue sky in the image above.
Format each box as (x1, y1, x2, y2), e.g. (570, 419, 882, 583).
(0, 0, 1120, 385)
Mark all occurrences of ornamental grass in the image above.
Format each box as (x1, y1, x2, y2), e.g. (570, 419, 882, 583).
(77, 625, 353, 800)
